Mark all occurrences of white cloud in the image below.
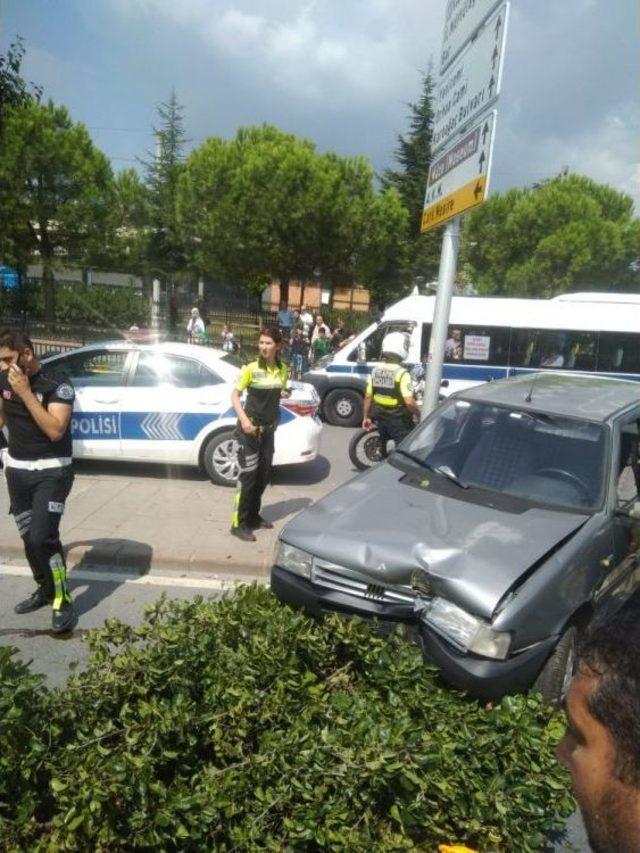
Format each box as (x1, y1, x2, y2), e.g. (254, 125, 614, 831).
(99, 0, 640, 209)
(109, 0, 441, 105)
(494, 111, 640, 209)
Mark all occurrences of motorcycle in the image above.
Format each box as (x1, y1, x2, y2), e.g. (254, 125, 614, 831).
(348, 368, 447, 471)
(348, 425, 385, 470)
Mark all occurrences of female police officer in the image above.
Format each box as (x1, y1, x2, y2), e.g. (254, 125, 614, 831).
(0, 329, 76, 632)
(230, 327, 289, 542)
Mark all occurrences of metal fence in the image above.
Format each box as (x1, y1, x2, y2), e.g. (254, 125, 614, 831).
(2, 303, 373, 362)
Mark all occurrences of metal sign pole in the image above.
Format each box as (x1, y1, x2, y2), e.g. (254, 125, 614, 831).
(421, 216, 461, 418)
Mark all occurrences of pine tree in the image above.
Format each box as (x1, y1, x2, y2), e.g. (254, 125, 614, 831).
(0, 38, 42, 132)
(142, 90, 188, 276)
(383, 72, 441, 283)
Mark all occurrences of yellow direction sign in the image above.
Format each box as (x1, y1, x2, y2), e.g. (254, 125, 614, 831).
(421, 110, 496, 232)
(421, 176, 487, 231)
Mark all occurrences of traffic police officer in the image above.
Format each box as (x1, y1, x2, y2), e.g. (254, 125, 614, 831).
(362, 332, 419, 455)
(0, 329, 76, 632)
(230, 327, 289, 542)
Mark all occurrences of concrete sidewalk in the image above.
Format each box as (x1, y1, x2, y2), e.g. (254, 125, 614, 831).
(0, 426, 350, 578)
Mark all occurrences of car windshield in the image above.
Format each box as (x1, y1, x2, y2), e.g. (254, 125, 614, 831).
(398, 399, 606, 511)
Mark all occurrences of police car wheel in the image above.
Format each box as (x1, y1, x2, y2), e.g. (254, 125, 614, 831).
(323, 389, 362, 427)
(202, 430, 240, 486)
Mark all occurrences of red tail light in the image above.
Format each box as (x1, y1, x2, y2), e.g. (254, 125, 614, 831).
(282, 401, 319, 417)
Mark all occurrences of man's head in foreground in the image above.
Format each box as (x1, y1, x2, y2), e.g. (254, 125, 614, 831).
(557, 605, 640, 852)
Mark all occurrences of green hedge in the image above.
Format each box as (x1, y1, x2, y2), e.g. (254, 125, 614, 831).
(0, 586, 573, 851)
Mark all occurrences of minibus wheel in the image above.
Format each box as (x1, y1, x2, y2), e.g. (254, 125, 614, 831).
(323, 389, 362, 427)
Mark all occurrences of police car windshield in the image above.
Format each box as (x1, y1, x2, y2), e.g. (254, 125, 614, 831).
(399, 399, 605, 512)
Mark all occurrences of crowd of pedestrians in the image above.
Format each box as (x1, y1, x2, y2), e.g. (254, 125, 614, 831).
(276, 301, 354, 378)
(184, 302, 353, 378)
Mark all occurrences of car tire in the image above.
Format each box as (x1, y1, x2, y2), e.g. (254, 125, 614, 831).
(531, 625, 578, 705)
(202, 430, 240, 487)
(323, 389, 362, 427)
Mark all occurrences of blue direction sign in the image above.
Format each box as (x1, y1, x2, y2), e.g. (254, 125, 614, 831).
(0, 266, 19, 290)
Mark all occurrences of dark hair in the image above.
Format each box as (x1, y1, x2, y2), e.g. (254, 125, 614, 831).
(258, 326, 282, 345)
(0, 329, 34, 354)
(576, 604, 640, 787)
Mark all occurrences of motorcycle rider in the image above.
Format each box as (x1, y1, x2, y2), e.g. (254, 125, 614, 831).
(361, 331, 419, 456)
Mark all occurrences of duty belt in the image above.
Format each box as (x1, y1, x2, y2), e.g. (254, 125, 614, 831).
(5, 453, 73, 471)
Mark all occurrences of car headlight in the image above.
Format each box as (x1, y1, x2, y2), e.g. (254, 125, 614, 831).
(422, 597, 511, 660)
(275, 541, 313, 580)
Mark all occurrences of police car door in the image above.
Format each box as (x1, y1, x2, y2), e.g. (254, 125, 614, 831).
(119, 351, 228, 464)
(50, 347, 130, 459)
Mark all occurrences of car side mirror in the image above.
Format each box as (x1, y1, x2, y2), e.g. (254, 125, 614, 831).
(357, 342, 367, 364)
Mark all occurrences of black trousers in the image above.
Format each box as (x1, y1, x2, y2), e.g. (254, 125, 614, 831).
(375, 409, 414, 457)
(5, 465, 74, 607)
(232, 427, 275, 528)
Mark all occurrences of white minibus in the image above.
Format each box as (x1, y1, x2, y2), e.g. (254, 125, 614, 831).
(304, 292, 640, 426)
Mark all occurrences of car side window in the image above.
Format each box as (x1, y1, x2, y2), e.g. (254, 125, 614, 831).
(616, 419, 640, 508)
(166, 356, 223, 388)
(510, 329, 597, 371)
(54, 351, 128, 387)
(131, 353, 223, 388)
(598, 333, 640, 375)
(444, 326, 510, 366)
(348, 322, 415, 362)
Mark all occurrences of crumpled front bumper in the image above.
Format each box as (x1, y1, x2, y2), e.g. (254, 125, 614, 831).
(270, 565, 556, 700)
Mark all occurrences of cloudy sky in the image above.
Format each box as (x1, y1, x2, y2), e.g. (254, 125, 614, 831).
(2, 0, 639, 208)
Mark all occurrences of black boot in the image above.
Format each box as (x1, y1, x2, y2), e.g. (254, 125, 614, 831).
(249, 516, 274, 530)
(14, 587, 53, 614)
(51, 600, 77, 633)
(230, 526, 257, 542)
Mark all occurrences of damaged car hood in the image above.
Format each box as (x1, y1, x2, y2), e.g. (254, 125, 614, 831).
(279, 462, 589, 619)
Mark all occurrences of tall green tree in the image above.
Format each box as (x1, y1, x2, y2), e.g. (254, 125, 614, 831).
(106, 168, 152, 273)
(176, 124, 407, 304)
(142, 90, 188, 278)
(382, 72, 441, 285)
(461, 173, 640, 296)
(0, 100, 114, 320)
(0, 37, 41, 131)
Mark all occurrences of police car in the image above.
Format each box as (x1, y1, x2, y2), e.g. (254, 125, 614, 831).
(42, 342, 322, 485)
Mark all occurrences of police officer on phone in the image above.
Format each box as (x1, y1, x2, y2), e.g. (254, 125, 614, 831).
(0, 330, 76, 632)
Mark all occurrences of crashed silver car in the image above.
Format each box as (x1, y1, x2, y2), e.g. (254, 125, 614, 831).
(271, 373, 640, 702)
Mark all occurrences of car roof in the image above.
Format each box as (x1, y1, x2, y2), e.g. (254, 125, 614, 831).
(47, 340, 230, 361)
(457, 372, 640, 422)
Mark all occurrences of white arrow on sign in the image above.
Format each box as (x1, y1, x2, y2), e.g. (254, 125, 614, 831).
(440, 0, 503, 73)
(433, 2, 509, 154)
(422, 110, 497, 232)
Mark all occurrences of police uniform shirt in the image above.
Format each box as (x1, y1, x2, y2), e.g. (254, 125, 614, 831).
(0, 369, 75, 460)
(235, 359, 288, 426)
(366, 362, 413, 410)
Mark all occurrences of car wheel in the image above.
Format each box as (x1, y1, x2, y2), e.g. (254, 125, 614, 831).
(323, 389, 362, 427)
(531, 625, 578, 705)
(202, 430, 239, 486)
